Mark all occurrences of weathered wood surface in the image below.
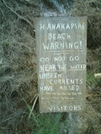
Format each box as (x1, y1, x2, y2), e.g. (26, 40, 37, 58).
(35, 17, 87, 113)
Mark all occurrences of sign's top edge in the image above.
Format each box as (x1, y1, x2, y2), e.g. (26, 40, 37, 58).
(35, 16, 87, 19)
(34, 16, 87, 26)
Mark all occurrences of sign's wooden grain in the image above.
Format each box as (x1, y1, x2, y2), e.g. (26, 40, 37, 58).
(35, 17, 87, 113)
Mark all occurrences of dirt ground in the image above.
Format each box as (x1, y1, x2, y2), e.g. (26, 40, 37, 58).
(0, 0, 101, 134)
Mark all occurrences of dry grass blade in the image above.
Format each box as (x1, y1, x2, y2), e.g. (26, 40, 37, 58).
(28, 94, 39, 119)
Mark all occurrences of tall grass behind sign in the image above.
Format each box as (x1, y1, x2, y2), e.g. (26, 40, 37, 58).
(35, 17, 87, 113)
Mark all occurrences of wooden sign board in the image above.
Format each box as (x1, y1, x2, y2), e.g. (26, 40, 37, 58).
(35, 17, 87, 113)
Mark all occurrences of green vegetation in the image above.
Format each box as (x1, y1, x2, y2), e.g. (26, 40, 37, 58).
(31, 113, 62, 134)
(19, 93, 68, 134)
(86, 72, 99, 87)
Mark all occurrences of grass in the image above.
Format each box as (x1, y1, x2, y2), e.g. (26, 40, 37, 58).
(86, 72, 100, 88)
(19, 92, 65, 134)
(31, 113, 62, 134)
